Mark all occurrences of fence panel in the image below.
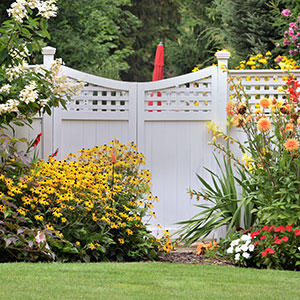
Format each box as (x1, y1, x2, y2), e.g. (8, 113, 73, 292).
(52, 66, 137, 160)
(137, 67, 222, 234)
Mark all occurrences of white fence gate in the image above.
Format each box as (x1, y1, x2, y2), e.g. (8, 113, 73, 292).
(13, 46, 299, 236)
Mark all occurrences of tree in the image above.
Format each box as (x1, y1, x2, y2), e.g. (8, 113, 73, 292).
(164, 0, 225, 76)
(47, 0, 139, 80)
(121, 0, 181, 81)
(220, 0, 284, 64)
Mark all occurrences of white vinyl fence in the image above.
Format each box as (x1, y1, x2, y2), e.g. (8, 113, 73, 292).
(13, 46, 300, 237)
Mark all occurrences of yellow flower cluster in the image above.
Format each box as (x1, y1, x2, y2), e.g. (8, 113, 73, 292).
(236, 52, 272, 70)
(235, 52, 300, 70)
(157, 230, 173, 253)
(0, 140, 172, 257)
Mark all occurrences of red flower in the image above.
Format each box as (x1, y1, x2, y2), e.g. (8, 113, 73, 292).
(260, 235, 266, 240)
(265, 248, 275, 254)
(250, 230, 260, 238)
(274, 226, 285, 232)
(286, 225, 293, 232)
(268, 248, 275, 254)
(262, 251, 267, 257)
(32, 133, 42, 147)
(111, 151, 116, 163)
(275, 239, 281, 245)
(282, 236, 289, 242)
(268, 225, 275, 232)
(254, 241, 259, 247)
(295, 229, 300, 236)
(262, 226, 269, 231)
(49, 148, 59, 158)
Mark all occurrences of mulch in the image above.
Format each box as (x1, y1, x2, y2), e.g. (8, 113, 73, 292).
(158, 250, 234, 266)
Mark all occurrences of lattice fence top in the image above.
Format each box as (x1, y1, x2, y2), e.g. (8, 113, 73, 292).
(229, 70, 300, 109)
(144, 76, 213, 113)
(66, 82, 129, 113)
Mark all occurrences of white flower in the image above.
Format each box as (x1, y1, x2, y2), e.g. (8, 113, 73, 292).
(0, 84, 11, 93)
(26, 0, 40, 9)
(241, 244, 249, 252)
(227, 247, 234, 254)
(7, 0, 27, 23)
(248, 244, 255, 252)
(242, 252, 250, 259)
(19, 81, 38, 104)
(298, 247, 300, 251)
(37, 0, 57, 19)
(230, 239, 240, 247)
(241, 234, 251, 241)
(234, 253, 240, 261)
(235, 246, 241, 253)
(0, 99, 20, 115)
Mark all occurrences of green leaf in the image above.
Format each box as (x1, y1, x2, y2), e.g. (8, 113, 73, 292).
(0, 48, 8, 64)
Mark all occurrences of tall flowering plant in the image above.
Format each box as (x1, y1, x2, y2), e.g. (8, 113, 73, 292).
(218, 71, 300, 227)
(0, 0, 82, 128)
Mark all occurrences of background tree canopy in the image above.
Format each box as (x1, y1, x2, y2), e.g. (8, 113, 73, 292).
(1, 0, 299, 80)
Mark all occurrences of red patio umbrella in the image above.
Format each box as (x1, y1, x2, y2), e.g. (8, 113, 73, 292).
(152, 42, 164, 81)
(149, 42, 164, 110)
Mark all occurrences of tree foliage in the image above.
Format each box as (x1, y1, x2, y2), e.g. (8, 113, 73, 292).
(121, 0, 181, 81)
(165, 0, 225, 75)
(47, 0, 139, 80)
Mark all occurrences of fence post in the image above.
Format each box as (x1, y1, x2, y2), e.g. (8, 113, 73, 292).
(215, 51, 230, 132)
(41, 46, 56, 68)
(41, 46, 56, 157)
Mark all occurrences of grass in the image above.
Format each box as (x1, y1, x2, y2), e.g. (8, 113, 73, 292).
(1, 262, 300, 300)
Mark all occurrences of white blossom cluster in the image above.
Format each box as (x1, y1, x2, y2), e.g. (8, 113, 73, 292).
(7, 0, 57, 23)
(0, 99, 19, 114)
(19, 81, 38, 104)
(6, 61, 29, 82)
(0, 84, 11, 93)
(49, 59, 84, 98)
(0, 59, 83, 116)
(10, 46, 30, 60)
(227, 234, 254, 261)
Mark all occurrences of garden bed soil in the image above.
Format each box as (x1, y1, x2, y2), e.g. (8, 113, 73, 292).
(158, 248, 234, 266)
(159, 251, 233, 266)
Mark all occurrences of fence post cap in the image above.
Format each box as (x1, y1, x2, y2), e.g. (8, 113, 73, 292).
(215, 50, 231, 60)
(41, 46, 56, 55)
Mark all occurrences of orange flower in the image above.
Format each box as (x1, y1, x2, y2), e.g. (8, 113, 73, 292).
(232, 115, 243, 127)
(257, 118, 271, 132)
(245, 115, 252, 124)
(226, 100, 235, 116)
(284, 138, 299, 151)
(284, 123, 294, 133)
(260, 97, 270, 109)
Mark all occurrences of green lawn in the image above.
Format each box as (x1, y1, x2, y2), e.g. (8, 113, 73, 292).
(1, 262, 300, 300)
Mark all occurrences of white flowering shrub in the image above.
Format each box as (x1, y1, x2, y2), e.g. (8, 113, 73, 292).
(0, 0, 83, 128)
(226, 234, 255, 266)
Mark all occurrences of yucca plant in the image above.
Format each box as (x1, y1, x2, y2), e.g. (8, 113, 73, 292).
(176, 154, 257, 246)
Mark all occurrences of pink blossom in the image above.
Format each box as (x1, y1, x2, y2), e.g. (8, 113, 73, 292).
(35, 231, 46, 245)
(282, 9, 291, 17)
(298, 16, 300, 22)
(289, 22, 297, 28)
